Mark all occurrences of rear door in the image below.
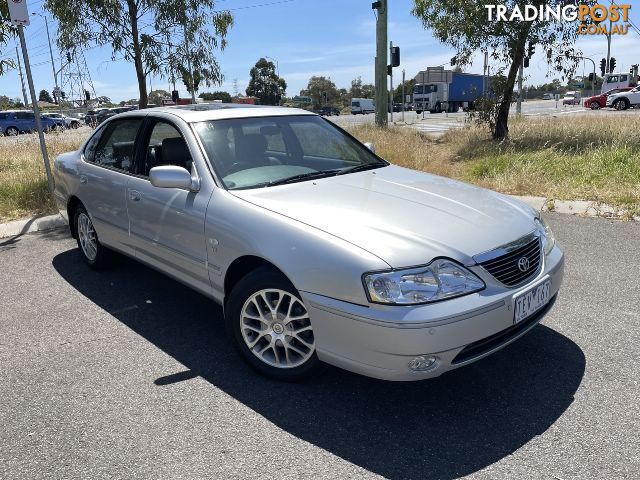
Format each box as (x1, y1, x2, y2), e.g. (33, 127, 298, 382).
(126, 117, 213, 294)
(77, 117, 144, 255)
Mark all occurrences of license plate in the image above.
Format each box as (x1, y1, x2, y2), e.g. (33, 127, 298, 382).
(513, 280, 551, 324)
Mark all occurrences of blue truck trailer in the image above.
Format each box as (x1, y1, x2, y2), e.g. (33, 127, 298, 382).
(412, 68, 486, 114)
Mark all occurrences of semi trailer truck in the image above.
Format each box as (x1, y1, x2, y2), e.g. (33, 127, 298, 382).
(412, 67, 486, 114)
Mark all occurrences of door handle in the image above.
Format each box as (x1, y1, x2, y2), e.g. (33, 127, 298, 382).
(129, 190, 142, 201)
(79, 175, 88, 184)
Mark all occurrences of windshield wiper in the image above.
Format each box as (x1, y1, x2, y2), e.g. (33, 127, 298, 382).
(266, 169, 343, 187)
(337, 163, 386, 175)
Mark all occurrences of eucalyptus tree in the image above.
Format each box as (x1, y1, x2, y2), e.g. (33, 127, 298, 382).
(412, 0, 590, 139)
(0, 4, 16, 74)
(46, 0, 233, 108)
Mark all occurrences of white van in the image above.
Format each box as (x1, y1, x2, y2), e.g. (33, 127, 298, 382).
(351, 98, 375, 115)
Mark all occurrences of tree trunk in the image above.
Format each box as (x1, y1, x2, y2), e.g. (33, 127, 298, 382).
(493, 27, 531, 140)
(126, 0, 147, 109)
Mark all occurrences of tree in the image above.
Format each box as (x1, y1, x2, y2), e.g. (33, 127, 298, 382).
(301, 76, 339, 109)
(39, 90, 54, 103)
(0, 5, 16, 74)
(246, 58, 286, 105)
(199, 91, 232, 102)
(148, 89, 170, 105)
(412, 0, 584, 139)
(350, 77, 375, 99)
(393, 79, 416, 103)
(46, 0, 233, 109)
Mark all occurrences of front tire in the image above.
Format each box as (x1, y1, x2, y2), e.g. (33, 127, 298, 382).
(225, 268, 323, 381)
(614, 99, 629, 110)
(6, 126, 19, 136)
(74, 206, 110, 269)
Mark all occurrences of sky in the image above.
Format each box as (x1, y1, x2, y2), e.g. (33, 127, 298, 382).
(1, 0, 640, 103)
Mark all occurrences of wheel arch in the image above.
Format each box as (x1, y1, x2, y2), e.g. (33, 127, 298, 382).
(224, 255, 294, 306)
(67, 196, 84, 238)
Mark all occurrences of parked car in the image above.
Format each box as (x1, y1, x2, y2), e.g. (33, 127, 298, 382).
(388, 102, 403, 112)
(0, 110, 65, 136)
(584, 87, 633, 110)
(53, 104, 564, 382)
(316, 106, 340, 116)
(606, 85, 640, 110)
(542, 93, 554, 100)
(85, 107, 133, 127)
(562, 91, 581, 105)
(43, 112, 82, 129)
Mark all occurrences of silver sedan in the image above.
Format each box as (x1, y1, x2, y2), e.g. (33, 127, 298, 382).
(53, 105, 564, 381)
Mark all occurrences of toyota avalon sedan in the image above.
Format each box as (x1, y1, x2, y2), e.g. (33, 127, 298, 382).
(52, 104, 564, 382)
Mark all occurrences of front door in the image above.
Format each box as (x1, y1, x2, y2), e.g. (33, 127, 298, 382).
(126, 118, 212, 295)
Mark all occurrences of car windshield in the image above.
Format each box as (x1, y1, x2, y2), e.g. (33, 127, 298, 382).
(194, 115, 387, 190)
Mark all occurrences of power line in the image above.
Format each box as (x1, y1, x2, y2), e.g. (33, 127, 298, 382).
(214, 0, 297, 13)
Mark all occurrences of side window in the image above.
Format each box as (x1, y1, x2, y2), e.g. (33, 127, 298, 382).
(143, 121, 192, 176)
(620, 75, 628, 82)
(90, 118, 142, 172)
(0, 113, 8, 120)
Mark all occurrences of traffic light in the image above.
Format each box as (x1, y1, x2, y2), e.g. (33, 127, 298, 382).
(547, 49, 552, 61)
(524, 57, 530, 68)
(527, 43, 535, 58)
(609, 57, 616, 73)
(600, 58, 606, 76)
(390, 46, 400, 67)
(588, 72, 595, 82)
(171, 90, 179, 103)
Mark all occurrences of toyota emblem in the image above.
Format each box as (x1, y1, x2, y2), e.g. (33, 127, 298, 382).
(517, 256, 530, 272)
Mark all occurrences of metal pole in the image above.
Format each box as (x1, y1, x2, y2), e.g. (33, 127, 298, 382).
(516, 59, 523, 114)
(401, 68, 405, 122)
(18, 25, 54, 194)
(483, 51, 488, 96)
(389, 41, 393, 124)
(422, 70, 425, 119)
(374, 0, 388, 127)
(42, 17, 58, 89)
(15, 45, 29, 107)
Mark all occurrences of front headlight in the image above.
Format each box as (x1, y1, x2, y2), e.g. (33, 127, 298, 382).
(535, 217, 555, 255)
(363, 259, 485, 305)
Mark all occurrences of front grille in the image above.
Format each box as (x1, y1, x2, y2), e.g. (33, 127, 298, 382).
(479, 236, 542, 287)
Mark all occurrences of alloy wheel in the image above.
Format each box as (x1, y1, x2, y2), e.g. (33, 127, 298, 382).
(77, 212, 98, 261)
(240, 289, 315, 369)
(6, 127, 18, 136)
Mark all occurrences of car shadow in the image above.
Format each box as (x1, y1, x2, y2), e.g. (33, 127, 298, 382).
(52, 249, 585, 480)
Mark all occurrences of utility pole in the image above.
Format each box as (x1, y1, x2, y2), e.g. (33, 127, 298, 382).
(516, 59, 524, 114)
(401, 68, 405, 122)
(389, 41, 394, 124)
(373, 0, 388, 127)
(15, 45, 29, 107)
(483, 51, 488, 96)
(18, 25, 54, 194)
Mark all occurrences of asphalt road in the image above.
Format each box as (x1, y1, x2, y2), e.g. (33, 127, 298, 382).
(1, 214, 638, 479)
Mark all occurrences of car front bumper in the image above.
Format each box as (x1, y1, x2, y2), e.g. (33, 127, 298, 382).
(301, 246, 564, 381)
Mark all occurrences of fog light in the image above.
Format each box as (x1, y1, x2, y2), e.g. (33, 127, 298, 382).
(408, 355, 439, 372)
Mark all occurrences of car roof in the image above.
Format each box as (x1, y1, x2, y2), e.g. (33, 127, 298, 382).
(118, 103, 316, 123)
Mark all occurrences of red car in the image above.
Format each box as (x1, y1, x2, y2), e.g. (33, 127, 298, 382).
(584, 87, 633, 110)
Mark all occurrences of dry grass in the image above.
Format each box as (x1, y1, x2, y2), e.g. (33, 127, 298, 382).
(0, 130, 85, 222)
(1, 116, 639, 222)
(348, 114, 640, 215)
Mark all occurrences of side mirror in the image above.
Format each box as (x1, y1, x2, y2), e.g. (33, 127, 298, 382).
(364, 142, 376, 154)
(149, 165, 198, 191)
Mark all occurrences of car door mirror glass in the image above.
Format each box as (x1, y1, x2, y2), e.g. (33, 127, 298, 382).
(149, 165, 196, 191)
(364, 142, 376, 153)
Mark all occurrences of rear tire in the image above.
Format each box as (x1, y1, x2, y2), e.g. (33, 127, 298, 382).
(590, 102, 600, 110)
(73, 205, 110, 269)
(225, 268, 323, 382)
(6, 126, 19, 136)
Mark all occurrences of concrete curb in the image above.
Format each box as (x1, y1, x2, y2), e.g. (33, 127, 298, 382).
(0, 214, 67, 238)
(513, 195, 640, 221)
(0, 195, 637, 239)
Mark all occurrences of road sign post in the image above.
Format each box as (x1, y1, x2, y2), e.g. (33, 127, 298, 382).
(9, 0, 55, 194)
